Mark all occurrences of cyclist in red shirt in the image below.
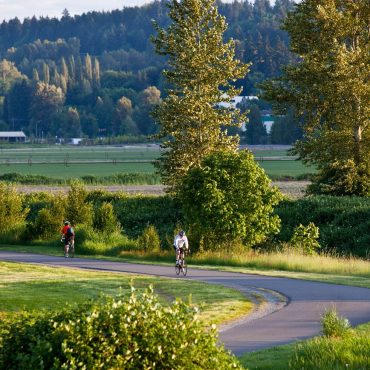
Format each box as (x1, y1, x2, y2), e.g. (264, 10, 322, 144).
(61, 220, 75, 258)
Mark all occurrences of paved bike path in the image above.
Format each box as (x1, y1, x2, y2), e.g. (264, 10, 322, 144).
(1, 251, 370, 355)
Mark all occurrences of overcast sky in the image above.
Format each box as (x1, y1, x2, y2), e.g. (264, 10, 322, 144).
(0, 0, 152, 22)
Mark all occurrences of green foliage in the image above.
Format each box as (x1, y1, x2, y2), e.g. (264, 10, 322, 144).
(307, 159, 370, 196)
(179, 150, 282, 250)
(290, 315, 369, 370)
(30, 193, 66, 240)
(0, 183, 28, 240)
(0, 286, 243, 370)
(93, 201, 121, 234)
(275, 196, 370, 257)
(75, 223, 136, 256)
(65, 180, 92, 226)
(106, 194, 182, 244)
(0, 172, 160, 185)
(321, 308, 351, 338)
(137, 224, 161, 252)
(152, 0, 248, 193)
(262, 0, 370, 196)
(290, 222, 320, 255)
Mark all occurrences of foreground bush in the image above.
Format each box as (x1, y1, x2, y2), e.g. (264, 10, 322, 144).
(290, 311, 369, 370)
(0, 287, 243, 370)
(290, 331, 370, 370)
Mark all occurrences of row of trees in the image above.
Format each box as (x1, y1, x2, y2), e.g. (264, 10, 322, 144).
(0, 0, 296, 92)
(0, 59, 161, 138)
(0, 0, 301, 142)
(151, 0, 369, 253)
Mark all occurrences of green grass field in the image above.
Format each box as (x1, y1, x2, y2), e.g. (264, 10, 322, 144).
(0, 145, 314, 180)
(0, 260, 252, 326)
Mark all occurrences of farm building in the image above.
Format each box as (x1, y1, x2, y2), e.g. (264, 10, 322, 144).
(0, 131, 26, 142)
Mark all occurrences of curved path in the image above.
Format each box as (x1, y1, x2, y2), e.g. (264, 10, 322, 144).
(1, 251, 370, 355)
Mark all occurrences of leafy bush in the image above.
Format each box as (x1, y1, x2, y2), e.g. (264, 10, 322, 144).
(307, 159, 370, 196)
(65, 180, 93, 226)
(137, 224, 161, 252)
(275, 196, 370, 257)
(290, 223, 320, 255)
(0, 287, 243, 370)
(93, 201, 121, 234)
(179, 150, 282, 250)
(30, 194, 66, 240)
(0, 183, 29, 241)
(107, 194, 181, 245)
(321, 308, 351, 338)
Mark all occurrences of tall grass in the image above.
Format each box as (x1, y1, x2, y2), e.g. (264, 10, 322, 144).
(116, 249, 370, 279)
(191, 250, 370, 278)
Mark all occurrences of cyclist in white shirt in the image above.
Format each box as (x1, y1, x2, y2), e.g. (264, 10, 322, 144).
(173, 230, 189, 265)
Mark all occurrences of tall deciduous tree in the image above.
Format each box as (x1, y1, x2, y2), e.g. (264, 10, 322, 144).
(262, 0, 370, 195)
(29, 82, 65, 137)
(152, 0, 248, 192)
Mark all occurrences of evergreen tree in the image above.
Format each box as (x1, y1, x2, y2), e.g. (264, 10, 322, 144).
(6, 79, 32, 130)
(270, 107, 302, 145)
(262, 0, 370, 195)
(152, 0, 248, 192)
(245, 104, 267, 144)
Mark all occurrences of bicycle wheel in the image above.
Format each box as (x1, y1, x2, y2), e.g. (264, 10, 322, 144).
(69, 243, 75, 258)
(175, 263, 180, 275)
(182, 260, 187, 276)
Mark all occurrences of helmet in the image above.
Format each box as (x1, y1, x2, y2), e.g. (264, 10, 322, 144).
(179, 230, 185, 237)
(64, 221, 70, 225)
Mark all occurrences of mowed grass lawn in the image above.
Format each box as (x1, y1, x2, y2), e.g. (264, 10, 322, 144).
(0, 145, 314, 179)
(0, 261, 252, 327)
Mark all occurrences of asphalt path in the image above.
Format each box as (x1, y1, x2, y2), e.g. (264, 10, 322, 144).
(1, 251, 370, 355)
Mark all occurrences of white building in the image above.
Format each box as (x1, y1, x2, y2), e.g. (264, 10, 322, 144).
(0, 131, 26, 142)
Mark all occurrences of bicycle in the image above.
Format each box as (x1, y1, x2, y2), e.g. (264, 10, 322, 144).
(61, 237, 75, 258)
(175, 247, 187, 276)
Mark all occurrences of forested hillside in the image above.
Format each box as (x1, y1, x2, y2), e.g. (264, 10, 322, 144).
(0, 0, 297, 142)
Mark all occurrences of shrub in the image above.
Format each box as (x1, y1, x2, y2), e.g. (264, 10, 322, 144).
(321, 308, 351, 338)
(0, 287, 243, 370)
(137, 224, 161, 252)
(290, 222, 320, 255)
(31, 193, 66, 240)
(107, 194, 181, 244)
(65, 180, 92, 226)
(93, 201, 121, 234)
(0, 183, 29, 242)
(275, 196, 370, 257)
(179, 150, 282, 250)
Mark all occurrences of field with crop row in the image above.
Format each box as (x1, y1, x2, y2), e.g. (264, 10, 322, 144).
(0, 145, 314, 180)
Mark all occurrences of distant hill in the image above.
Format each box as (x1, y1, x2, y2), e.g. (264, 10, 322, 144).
(0, 0, 298, 142)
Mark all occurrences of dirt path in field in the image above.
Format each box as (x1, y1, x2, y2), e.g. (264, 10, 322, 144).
(15, 181, 310, 198)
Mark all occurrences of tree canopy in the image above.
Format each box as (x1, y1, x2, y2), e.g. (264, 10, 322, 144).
(152, 0, 248, 192)
(262, 0, 370, 195)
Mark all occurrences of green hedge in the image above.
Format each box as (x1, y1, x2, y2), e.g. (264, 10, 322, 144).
(275, 196, 370, 257)
(86, 191, 182, 245)
(0, 287, 243, 370)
